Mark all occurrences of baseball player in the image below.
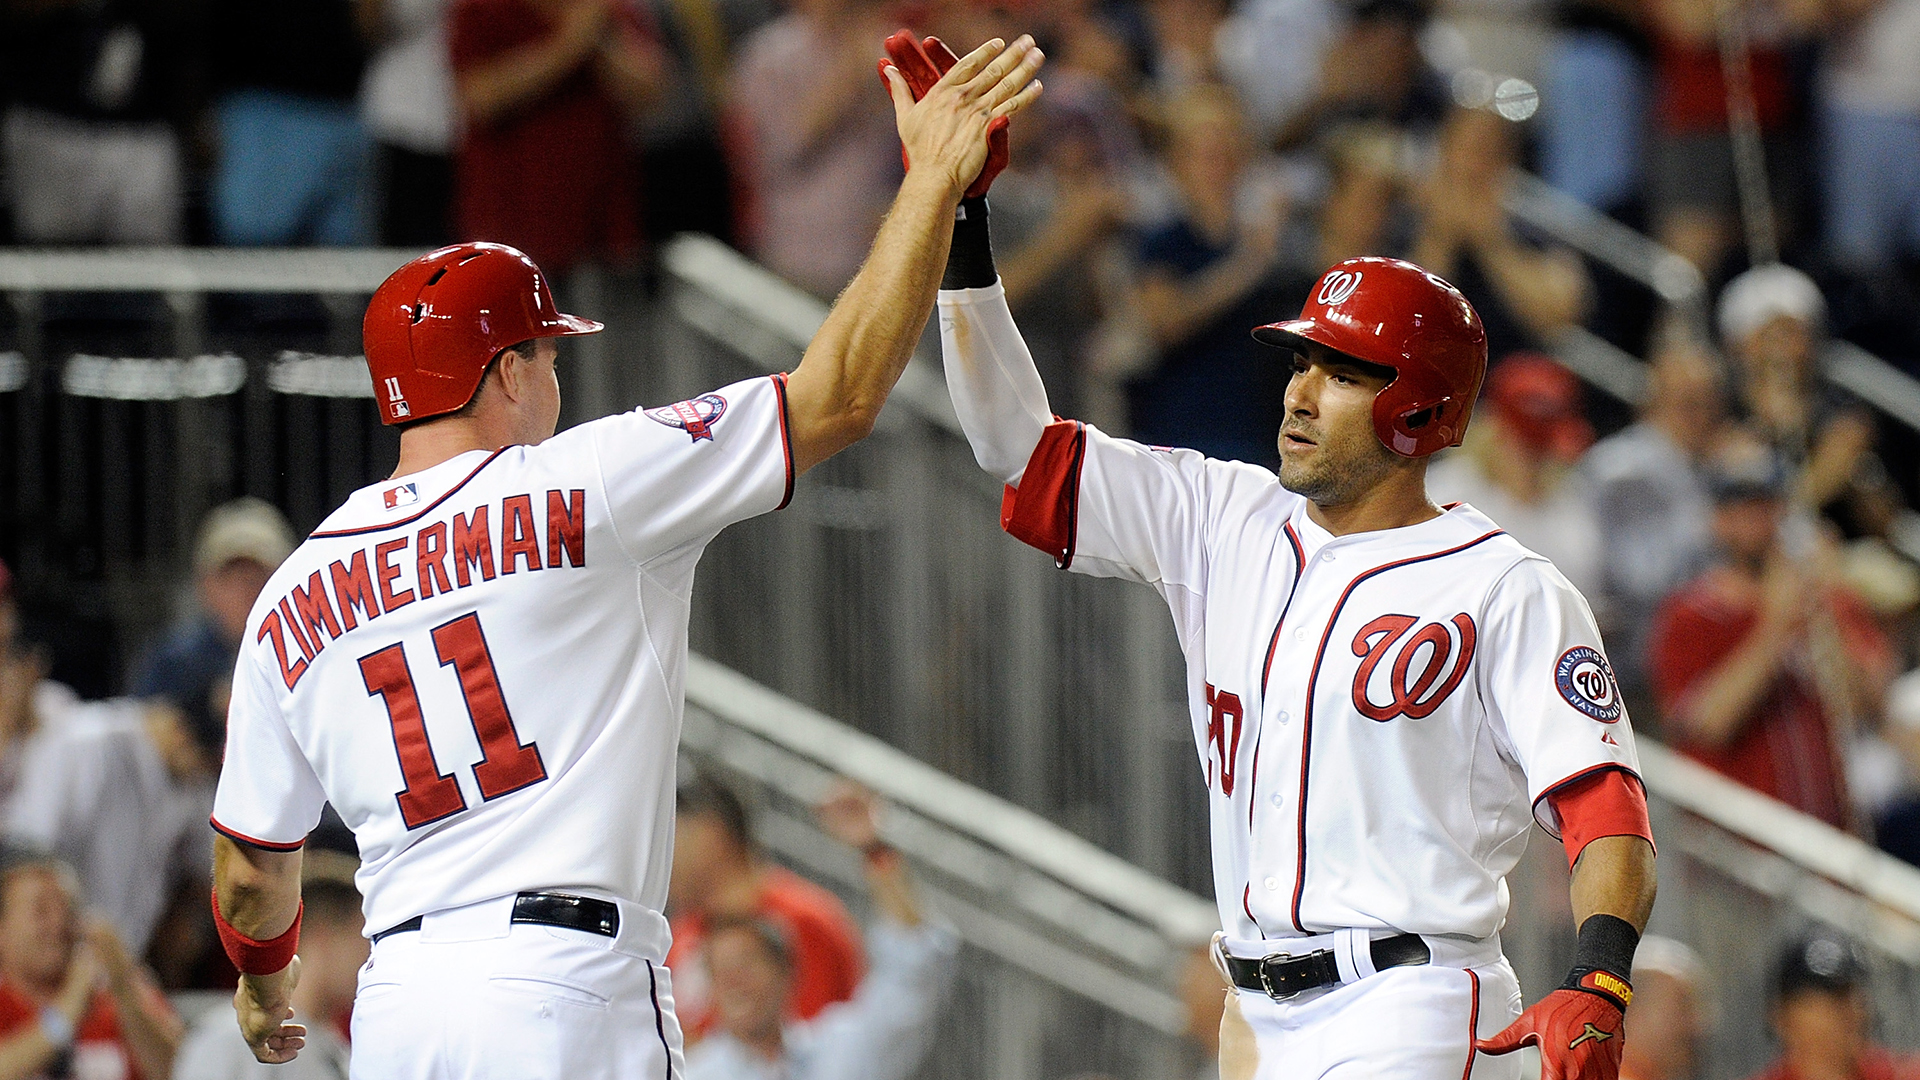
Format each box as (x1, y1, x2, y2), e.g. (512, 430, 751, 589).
(206, 34, 1043, 1080)
(910, 52, 1656, 1077)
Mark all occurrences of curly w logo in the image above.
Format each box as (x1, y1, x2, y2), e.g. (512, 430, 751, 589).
(1350, 613, 1477, 721)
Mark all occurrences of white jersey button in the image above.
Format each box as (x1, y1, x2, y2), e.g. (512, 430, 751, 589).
(1321, 551, 1336, 563)
(1272, 792, 1284, 808)
(1277, 710, 1290, 724)
(1264, 876, 1279, 891)
(1295, 627, 1308, 641)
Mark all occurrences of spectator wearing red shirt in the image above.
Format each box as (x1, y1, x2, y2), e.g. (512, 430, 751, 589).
(667, 775, 864, 1042)
(450, 0, 665, 274)
(1742, 931, 1920, 1080)
(0, 854, 180, 1080)
(1649, 449, 1893, 829)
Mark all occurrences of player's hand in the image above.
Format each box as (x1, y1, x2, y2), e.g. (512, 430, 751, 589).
(879, 32, 1042, 200)
(1476, 986, 1625, 1080)
(234, 955, 307, 1064)
(879, 32, 1017, 197)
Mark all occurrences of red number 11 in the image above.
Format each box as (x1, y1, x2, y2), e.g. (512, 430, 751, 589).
(359, 612, 548, 829)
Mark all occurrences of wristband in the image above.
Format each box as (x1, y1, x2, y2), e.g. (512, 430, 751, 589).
(1561, 913, 1638, 1009)
(212, 891, 302, 976)
(943, 197, 997, 291)
(39, 1004, 73, 1049)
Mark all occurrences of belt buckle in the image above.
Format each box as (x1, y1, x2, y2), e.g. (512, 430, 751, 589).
(1257, 948, 1329, 1001)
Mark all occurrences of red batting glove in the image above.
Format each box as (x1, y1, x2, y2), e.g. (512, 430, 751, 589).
(1476, 975, 1630, 1080)
(876, 29, 1011, 198)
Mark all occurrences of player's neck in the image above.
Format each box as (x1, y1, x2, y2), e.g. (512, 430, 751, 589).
(1304, 473, 1442, 537)
(391, 416, 517, 480)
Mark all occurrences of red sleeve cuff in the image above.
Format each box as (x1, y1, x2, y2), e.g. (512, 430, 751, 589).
(1001, 420, 1085, 568)
(1546, 767, 1654, 869)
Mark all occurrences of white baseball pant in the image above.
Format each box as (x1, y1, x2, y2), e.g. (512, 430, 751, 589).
(1220, 933, 1524, 1080)
(349, 893, 684, 1080)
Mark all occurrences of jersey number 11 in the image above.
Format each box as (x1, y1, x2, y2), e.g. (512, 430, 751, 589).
(358, 612, 549, 829)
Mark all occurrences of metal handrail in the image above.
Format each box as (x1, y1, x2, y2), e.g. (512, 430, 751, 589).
(686, 654, 1220, 945)
(0, 247, 416, 293)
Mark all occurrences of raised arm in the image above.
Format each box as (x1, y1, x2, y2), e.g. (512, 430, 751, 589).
(782, 36, 1045, 476)
(212, 836, 307, 1064)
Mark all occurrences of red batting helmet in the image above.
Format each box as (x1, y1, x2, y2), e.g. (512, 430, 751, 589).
(362, 242, 603, 425)
(1253, 257, 1487, 457)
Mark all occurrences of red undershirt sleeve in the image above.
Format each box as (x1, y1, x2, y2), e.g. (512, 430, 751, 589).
(1000, 419, 1085, 568)
(1546, 767, 1655, 869)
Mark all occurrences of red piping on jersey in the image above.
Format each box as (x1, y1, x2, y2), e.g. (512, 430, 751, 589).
(311, 448, 511, 539)
(1461, 968, 1481, 1080)
(210, 816, 305, 852)
(772, 372, 795, 511)
(1290, 529, 1505, 933)
(1249, 521, 1307, 844)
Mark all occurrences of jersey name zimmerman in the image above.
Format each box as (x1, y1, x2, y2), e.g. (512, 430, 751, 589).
(258, 488, 589, 691)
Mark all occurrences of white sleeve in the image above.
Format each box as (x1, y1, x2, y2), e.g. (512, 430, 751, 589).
(1476, 557, 1642, 834)
(563, 374, 794, 564)
(937, 281, 1053, 485)
(211, 653, 326, 850)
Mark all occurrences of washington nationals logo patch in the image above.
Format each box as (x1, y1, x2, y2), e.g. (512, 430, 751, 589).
(646, 394, 728, 442)
(1556, 647, 1622, 722)
(1317, 270, 1363, 306)
(1350, 613, 1477, 721)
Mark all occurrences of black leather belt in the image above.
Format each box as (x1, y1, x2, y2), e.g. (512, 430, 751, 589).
(372, 892, 620, 943)
(1223, 933, 1431, 999)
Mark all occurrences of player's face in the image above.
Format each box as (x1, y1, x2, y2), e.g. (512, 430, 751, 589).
(1277, 345, 1401, 506)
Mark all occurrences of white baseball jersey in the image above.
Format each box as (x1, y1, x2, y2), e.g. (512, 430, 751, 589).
(212, 375, 792, 938)
(938, 283, 1639, 945)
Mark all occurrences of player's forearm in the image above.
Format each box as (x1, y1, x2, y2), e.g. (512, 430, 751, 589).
(938, 200, 1053, 485)
(1569, 834, 1656, 933)
(785, 170, 960, 474)
(212, 836, 303, 939)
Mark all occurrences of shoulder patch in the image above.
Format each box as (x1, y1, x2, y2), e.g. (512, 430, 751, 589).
(645, 394, 728, 442)
(1556, 646, 1622, 722)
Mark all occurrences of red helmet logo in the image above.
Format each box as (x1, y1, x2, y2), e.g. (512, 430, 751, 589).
(1317, 271, 1364, 306)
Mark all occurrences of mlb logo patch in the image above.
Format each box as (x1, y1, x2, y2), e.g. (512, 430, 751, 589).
(384, 483, 420, 510)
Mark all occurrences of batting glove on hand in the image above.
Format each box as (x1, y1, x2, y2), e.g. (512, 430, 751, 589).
(1476, 973, 1629, 1080)
(877, 29, 1011, 198)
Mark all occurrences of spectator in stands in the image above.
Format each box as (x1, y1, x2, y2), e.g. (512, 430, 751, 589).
(1817, 0, 1920, 273)
(362, 0, 458, 247)
(986, 76, 1139, 422)
(1742, 930, 1920, 1080)
(173, 855, 366, 1079)
(1718, 265, 1881, 516)
(1178, 942, 1226, 1076)
(1213, 0, 1338, 144)
(0, 854, 180, 1080)
(1647, 446, 1894, 830)
(1408, 107, 1591, 364)
(451, 0, 665, 275)
(1871, 669, 1920, 867)
(726, 0, 900, 297)
(0, 562, 43, 807)
(684, 782, 958, 1080)
(1427, 354, 1602, 596)
(1264, 0, 1449, 152)
(208, 0, 374, 245)
(1126, 84, 1291, 463)
(1620, 935, 1710, 1080)
(1539, 0, 1652, 215)
(132, 498, 296, 764)
(1644, 0, 1812, 277)
(1583, 343, 1726, 698)
(666, 773, 864, 1042)
(0, 0, 199, 243)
